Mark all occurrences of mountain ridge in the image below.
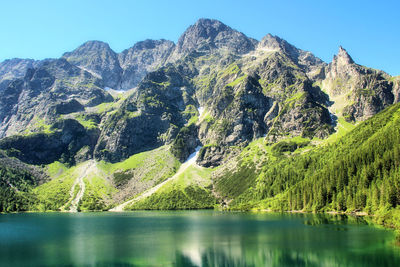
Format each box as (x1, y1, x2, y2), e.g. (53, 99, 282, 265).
(0, 19, 399, 226)
(0, 18, 397, 160)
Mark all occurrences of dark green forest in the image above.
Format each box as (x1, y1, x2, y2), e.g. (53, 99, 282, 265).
(217, 102, 400, 230)
(0, 162, 38, 212)
(1, 102, 400, 233)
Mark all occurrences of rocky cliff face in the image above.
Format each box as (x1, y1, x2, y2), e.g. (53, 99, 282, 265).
(0, 58, 43, 91)
(118, 39, 175, 90)
(63, 39, 176, 91)
(257, 34, 326, 76)
(320, 46, 396, 122)
(0, 119, 99, 165)
(0, 18, 398, 167)
(0, 58, 112, 137)
(1, 39, 174, 94)
(93, 65, 196, 162)
(189, 33, 332, 166)
(63, 41, 123, 89)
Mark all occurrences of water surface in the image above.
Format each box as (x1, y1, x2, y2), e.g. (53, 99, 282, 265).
(0, 211, 399, 266)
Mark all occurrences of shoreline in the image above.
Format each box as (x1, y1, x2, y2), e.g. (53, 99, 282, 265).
(0, 208, 380, 219)
(0, 208, 379, 216)
(1, 208, 396, 232)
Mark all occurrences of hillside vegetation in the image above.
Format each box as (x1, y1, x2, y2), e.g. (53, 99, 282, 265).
(0, 19, 399, 237)
(213, 102, 400, 231)
(127, 164, 215, 210)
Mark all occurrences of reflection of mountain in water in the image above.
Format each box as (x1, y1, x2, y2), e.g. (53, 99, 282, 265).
(303, 213, 369, 227)
(1, 212, 398, 266)
(173, 246, 400, 267)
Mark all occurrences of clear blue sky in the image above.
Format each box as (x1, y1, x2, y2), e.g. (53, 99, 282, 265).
(1, 0, 399, 75)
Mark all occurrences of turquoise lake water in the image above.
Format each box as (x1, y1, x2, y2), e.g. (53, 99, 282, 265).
(0, 211, 399, 266)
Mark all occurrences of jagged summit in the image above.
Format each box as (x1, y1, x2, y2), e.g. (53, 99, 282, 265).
(257, 33, 325, 74)
(63, 40, 122, 88)
(187, 18, 234, 39)
(0, 18, 397, 142)
(127, 39, 174, 51)
(169, 18, 257, 60)
(257, 34, 301, 60)
(258, 34, 288, 51)
(334, 46, 354, 65)
(326, 46, 357, 79)
(321, 44, 394, 122)
(193, 18, 229, 31)
(64, 40, 114, 54)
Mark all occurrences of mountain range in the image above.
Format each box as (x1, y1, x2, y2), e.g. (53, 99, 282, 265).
(0, 19, 399, 224)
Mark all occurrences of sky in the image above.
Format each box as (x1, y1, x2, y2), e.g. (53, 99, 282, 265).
(1, 0, 399, 75)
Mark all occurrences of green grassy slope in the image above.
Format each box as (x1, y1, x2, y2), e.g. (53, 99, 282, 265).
(33, 145, 180, 211)
(127, 164, 216, 210)
(80, 175, 116, 211)
(98, 145, 180, 186)
(34, 161, 86, 211)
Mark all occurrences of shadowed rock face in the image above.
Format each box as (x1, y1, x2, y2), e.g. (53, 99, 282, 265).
(0, 119, 99, 165)
(0, 18, 398, 167)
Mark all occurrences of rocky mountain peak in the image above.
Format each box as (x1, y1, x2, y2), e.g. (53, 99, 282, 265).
(191, 18, 229, 34)
(63, 40, 122, 88)
(334, 46, 354, 65)
(257, 34, 325, 74)
(170, 18, 257, 60)
(64, 40, 113, 54)
(258, 34, 285, 51)
(327, 46, 357, 78)
(321, 44, 395, 123)
(257, 34, 304, 57)
(0, 18, 397, 169)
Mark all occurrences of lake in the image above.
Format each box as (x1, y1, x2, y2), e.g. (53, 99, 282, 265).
(0, 211, 399, 266)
